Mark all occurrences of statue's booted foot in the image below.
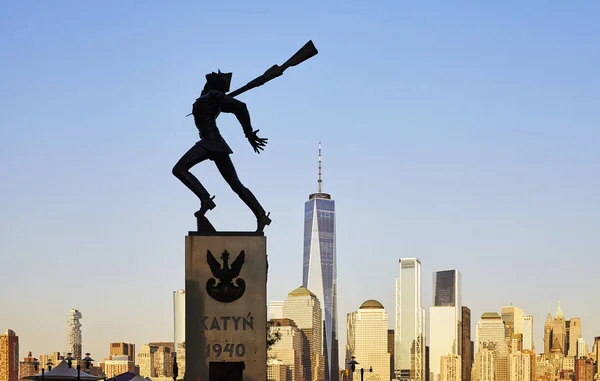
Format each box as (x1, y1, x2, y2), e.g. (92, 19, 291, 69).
(194, 196, 216, 219)
(256, 212, 271, 233)
(194, 197, 217, 233)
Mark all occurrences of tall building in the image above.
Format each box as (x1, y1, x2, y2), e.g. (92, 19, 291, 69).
(270, 301, 285, 320)
(137, 345, 157, 378)
(430, 270, 462, 381)
(394, 258, 425, 381)
(19, 352, 37, 380)
(283, 286, 325, 381)
(388, 330, 395, 381)
(473, 348, 494, 381)
(522, 316, 534, 352)
(433, 270, 461, 307)
(38, 353, 61, 371)
(508, 351, 530, 381)
(568, 318, 582, 357)
(575, 358, 594, 381)
(475, 313, 506, 355)
(66, 309, 83, 359)
(594, 337, 600, 367)
(566, 319, 571, 354)
(173, 290, 185, 351)
(551, 302, 566, 354)
(0, 330, 19, 381)
(501, 306, 524, 352)
(470, 340, 474, 364)
(154, 346, 173, 377)
(173, 289, 185, 379)
(147, 342, 174, 353)
(461, 307, 472, 381)
(494, 355, 509, 381)
(108, 343, 135, 362)
(440, 355, 461, 381)
(346, 300, 390, 381)
(563, 356, 576, 372)
(176, 343, 185, 381)
(576, 338, 586, 359)
(268, 358, 289, 381)
(302, 143, 338, 381)
(426, 346, 430, 381)
(543, 313, 552, 355)
(509, 335, 523, 354)
(268, 319, 304, 381)
(103, 355, 135, 378)
(500, 307, 523, 338)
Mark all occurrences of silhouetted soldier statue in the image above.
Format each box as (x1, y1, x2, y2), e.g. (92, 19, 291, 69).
(172, 40, 318, 232)
(172, 71, 271, 232)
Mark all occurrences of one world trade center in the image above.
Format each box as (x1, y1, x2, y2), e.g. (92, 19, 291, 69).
(302, 143, 338, 381)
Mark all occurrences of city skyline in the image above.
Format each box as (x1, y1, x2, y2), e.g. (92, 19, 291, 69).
(8, 296, 597, 381)
(3, 271, 598, 369)
(1, 0, 599, 369)
(2, 298, 598, 379)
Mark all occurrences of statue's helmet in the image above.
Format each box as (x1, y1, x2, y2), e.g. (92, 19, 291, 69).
(205, 70, 232, 93)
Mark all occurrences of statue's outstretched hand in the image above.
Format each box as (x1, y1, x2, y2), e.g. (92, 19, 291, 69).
(246, 129, 268, 154)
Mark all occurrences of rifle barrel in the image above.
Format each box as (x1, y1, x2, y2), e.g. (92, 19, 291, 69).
(186, 40, 318, 117)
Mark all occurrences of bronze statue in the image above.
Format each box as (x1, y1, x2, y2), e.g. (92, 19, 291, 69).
(173, 40, 318, 232)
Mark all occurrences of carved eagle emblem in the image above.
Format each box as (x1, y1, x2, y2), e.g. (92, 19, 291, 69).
(206, 250, 246, 303)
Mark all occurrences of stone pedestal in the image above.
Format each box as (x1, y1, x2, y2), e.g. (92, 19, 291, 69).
(185, 232, 267, 381)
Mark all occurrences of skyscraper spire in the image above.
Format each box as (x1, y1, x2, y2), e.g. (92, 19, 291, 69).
(309, 141, 330, 200)
(556, 300, 564, 318)
(318, 141, 322, 193)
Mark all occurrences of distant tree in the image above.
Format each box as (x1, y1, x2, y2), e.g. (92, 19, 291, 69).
(267, 320, 282, 351)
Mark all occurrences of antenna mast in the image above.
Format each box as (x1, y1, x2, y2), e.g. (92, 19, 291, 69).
(318, 142, 322, 193)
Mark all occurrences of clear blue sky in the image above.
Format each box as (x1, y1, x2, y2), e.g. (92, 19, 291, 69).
(1, 0, 599, 364)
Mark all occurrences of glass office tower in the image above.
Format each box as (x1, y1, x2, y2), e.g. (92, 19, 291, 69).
(395, 258, 425, 381)
(433, 270, 461, 307)
(302, 143, 338, 381)
(429, 269, 462, 381)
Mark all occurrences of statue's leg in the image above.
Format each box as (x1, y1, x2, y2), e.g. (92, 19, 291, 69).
(172, 144, 216, 215)
(214, 154, 272, 231)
